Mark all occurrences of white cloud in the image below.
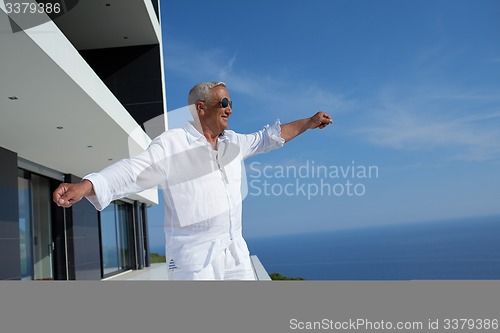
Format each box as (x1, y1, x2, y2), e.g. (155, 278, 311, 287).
(164, 39, 355, 120)
(357, 88, 500, 161)
(164, 39, 500, 162)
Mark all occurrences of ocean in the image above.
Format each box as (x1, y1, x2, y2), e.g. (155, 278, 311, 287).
(149, 215, 500, 280)
(246, 216, 500, 280)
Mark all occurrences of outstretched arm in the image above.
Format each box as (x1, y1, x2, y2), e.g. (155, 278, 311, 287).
(53, 134, 168, 209)
(280, 111, 333, 142)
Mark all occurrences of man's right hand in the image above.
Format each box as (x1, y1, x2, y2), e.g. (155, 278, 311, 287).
(53, 180, 94, 208)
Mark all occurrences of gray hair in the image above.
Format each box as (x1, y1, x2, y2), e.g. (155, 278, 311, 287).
(188, 81, 226, 105)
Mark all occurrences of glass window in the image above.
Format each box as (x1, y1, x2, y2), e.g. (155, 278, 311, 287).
(18, 171, 33, 280)
(100, 201, 132, 276)
(100, 204, 119, 275)
(116, 202, 130, 271)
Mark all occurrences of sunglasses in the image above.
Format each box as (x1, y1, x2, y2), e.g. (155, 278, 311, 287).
(218, 97, 232, 109)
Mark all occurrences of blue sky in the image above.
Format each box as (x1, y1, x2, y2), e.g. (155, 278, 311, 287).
(148, 0, 500, 246)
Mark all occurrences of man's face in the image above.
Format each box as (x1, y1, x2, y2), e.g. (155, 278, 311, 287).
(199, 86, 233, 134)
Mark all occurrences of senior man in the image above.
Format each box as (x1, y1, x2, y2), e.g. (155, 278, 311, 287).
(53, 81, 333, 280)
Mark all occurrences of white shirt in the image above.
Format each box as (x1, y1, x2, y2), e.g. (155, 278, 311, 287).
(84, 120, 284, 271)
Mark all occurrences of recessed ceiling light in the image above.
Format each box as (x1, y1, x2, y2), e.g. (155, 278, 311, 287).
(56, 126, 63, 129)
(8, 96, 18, 100)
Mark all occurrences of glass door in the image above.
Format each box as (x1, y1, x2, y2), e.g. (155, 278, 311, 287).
(18, 171, 55, 280)
(31, 174, 54, 280)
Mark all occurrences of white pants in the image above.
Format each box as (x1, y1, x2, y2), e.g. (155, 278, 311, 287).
(167, 248, 256, 281)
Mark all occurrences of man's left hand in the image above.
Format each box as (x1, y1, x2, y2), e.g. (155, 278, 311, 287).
(309, 112, 333, 129)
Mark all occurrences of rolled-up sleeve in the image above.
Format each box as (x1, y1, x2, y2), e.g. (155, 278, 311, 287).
(83, 172, 112, 211)
(238, 119, 285, 159)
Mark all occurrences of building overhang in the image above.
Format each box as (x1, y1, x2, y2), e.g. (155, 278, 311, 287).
(0, 1, 162, 204)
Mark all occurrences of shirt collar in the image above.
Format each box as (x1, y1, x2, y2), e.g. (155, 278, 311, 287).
(184, 121, 228, 145)
(184, 121, 204, 145)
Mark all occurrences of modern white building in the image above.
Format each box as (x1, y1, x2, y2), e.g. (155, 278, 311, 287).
(0, 0, 166, 280)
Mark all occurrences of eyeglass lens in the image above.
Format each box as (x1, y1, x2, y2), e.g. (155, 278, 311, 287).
(220, 97, 232, 108)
